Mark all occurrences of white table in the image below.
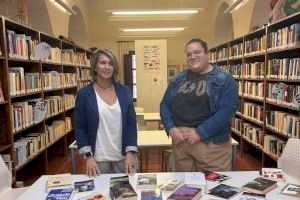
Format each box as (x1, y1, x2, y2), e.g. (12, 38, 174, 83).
(18, 172, 300, 200)
(69, 132, 239, 173)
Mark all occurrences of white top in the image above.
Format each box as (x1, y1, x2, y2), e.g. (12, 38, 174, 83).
(94, 91, 123, 161)
(18, 171, 300, 200)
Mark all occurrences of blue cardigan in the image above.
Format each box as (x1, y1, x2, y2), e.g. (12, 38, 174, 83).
(73, 83, 137, 155)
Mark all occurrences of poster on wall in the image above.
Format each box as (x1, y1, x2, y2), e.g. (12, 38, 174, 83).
(143, 45, 161, 72)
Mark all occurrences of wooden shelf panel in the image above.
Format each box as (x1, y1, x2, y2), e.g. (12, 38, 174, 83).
(266, 78, 300, 83)
(8, 57, 40, 63)
(267, 45, 300, 54)
(242, 136, 263, 151)
(231, 128, 241, 136)
(242, 115, 264, 127)
(266, 100, 299, 112)
(13, 121, 43, 135)
(43, 88, 64, 93)
(243, 95, 264, 103)
(15, 148, 46, 171)
(45, 110, 64, 120)
(0, 144, 12, 152)
(243, 52, 265, 58)
(0, 101, 8, 105)
(10, 91, 42, 99)
(265, 126, 290, 139)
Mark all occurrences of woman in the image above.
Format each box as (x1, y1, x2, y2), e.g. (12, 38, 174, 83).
(74, 49, 137, 176)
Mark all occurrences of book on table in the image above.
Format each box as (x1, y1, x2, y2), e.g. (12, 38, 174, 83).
(46, 173, 72, 192)
(242, 177, 277, 194)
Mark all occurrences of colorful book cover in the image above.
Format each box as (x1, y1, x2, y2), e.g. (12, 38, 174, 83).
(209, 184, 240, 199)
(280, 184, 300, 198)
(242, 177, 277, 194)
(74, 179, 95, 193)
(46, 188, 74, 200)
(239, 192, 266, 200)
(167, 185, 202, 200)
(158, 179, 181, 191)
(110, 176, 137, 200)
(261, 168, 284, 181)
(137, 174, 157, 189)
(203, 171, 231, 183)
(141, 190, 161, 200)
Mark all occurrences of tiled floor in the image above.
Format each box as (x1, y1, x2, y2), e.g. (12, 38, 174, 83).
(51, 147, 261, 174)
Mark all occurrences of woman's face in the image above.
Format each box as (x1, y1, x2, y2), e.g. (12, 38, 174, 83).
(95, 54, 114, 81)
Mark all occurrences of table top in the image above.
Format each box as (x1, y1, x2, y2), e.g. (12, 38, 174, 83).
(137, 130, 239, 147)
(18, 171, 300, 200)
(136, 112, 161, 121)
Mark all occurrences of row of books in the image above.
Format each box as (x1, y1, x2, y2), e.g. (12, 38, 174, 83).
(267, 23, 300, 50)
(79, 81, 90, 89)
(11, 101, 35, 133)
(78, 68, 91, 80)
(46, 120, 67, 145)
(266, 83, 300, 109)
(216, 47, 228, 61)
(229, 43, 243, 59)
(43, 71, 77, 90)
(264, 135, 286, 159)
(65, 117, 72, 132)
(209, 52, 216, 62)
(243, 81, 264, 100)
(237, 80, 242, 96)
(267, 58, 300, 80)
(45, 96, 64, 118)
(64, 94, 75, 110)
(244, 35, 266, 56)
(14, 132, 47, 167)
(243, 62, 265, 79)
(231, 117, 242, 134)
(9, 67, 42, 96)
(0, 82, 4, 102)
(243, 102, 264, 124)
(220, 64, 242, 78)
(62, 49, 90, 66)
(266, 110, 300, 138)
(243, 122, 264, 147)
(6, 30, 38, 60)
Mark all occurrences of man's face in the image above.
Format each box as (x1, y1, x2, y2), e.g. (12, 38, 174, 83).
(185, 42, 209, 73)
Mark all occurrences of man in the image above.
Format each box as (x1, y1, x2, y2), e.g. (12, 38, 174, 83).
(160, 38, 239, 172)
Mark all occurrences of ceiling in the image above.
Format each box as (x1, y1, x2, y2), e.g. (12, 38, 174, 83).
(87, 0, 229, 42)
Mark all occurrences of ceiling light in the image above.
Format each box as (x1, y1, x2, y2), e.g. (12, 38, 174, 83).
(224, 0, 250, 13)
(49, 0, 77, 15)
(121, 27, 185, 32)
(112, 9, 200, 15)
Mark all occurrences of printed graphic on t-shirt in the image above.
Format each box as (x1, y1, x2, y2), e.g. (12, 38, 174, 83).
(177, 80, 208, 96)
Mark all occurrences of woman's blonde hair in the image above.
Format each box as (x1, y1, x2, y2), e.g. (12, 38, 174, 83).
(90, 49, 119, 83)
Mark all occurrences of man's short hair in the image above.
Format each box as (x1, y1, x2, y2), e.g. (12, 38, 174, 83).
(185, 38, 208, 53)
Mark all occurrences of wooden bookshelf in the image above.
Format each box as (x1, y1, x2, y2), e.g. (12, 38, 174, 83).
(209, 12, 300, 168)
(0, 15, 91, 185)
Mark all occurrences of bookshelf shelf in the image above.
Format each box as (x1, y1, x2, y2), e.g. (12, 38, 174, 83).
(13, 121, 43, 135)
(10, 91, 42, 99)
(210, 12, 299, 168)
(15, 147, 46, 171)
(231, 128, 241, 136)
(265, 126, 290, 139)
(242, 115, 264, 127)
(242, 96, 264, 103)
(0, 144, 12, 152)
(0, 16, 91, 185)
(265, 100, 299, 112)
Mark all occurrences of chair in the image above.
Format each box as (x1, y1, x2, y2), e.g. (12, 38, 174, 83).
(0, 156, 28, 199)
(277, 138, 300, 182)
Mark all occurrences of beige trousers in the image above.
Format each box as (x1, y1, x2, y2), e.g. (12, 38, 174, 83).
(172, 139, 232, 172)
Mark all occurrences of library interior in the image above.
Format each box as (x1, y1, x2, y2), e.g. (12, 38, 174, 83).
(0, 0, 299, 200)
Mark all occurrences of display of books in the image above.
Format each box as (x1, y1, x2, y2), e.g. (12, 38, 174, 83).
(74, 179, 95, 193)
(280, 184, 300, 198)
(137, 174, 157, 189)
(167, 185, 202, 200)
(242, 177, 277, 194)
(110, 176, 137, 200)
(239, 192, 266, 200)
(46, 188, 74, 200)
(141, 190, 161, 200)
(261, 168, 284, 181)
(209, 184, 240, 199)
(46, 173, 72, 192)
(204, 171, 231, 183)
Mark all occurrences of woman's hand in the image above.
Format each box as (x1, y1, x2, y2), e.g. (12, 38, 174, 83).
(124, 152, 136, 175)
(86, 156, 100, 177)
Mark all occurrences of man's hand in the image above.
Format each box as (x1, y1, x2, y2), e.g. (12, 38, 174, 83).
(169, 127, 185, 144)
(86, 156, 100, 177)
(182, 128, 201, 145)
(124, 152, 135, 176)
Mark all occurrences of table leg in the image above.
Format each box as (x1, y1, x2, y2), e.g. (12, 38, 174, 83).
(70, 148, 77, 174)
(232, 145, 237, 171)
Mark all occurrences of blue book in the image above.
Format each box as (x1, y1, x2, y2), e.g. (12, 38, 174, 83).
(46, 188, 74, 200)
